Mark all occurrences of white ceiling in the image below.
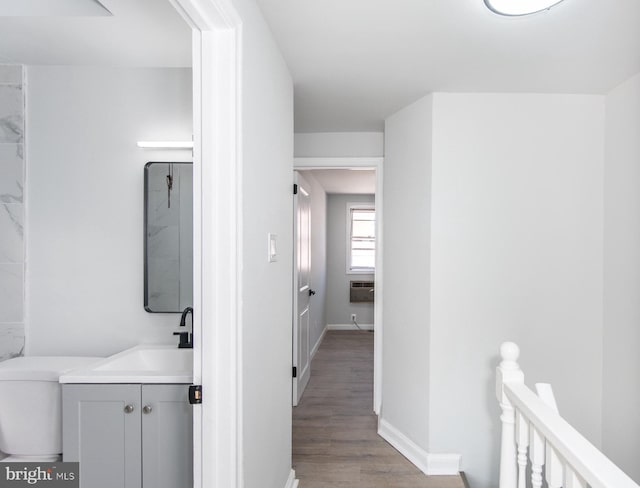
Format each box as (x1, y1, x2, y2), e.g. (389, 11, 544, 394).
(0, 0, 111, 17)
(302, 169, 376, 194)
(0, 0, 190, 67)
(1, 0, 637, 131)
(256, 0, 640, 132)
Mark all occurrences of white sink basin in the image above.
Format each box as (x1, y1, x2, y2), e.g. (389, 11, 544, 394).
(94, 348, 192, 372)
(59, 345, 193, 384)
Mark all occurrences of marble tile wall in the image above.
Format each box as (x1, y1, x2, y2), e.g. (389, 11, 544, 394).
(0, 65, 24, 361)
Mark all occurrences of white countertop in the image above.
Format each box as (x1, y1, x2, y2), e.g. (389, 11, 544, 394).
(59, 344, 193, 384)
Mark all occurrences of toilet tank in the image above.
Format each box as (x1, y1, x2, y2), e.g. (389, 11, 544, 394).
(0, 357, 100, 457)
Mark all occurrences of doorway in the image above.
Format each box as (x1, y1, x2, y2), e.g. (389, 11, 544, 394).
(291, 162, 383, 484)
(293, 168, 378, 405)
(293, 157, 383, 413)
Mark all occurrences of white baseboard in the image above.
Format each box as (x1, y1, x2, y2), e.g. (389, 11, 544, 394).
(311, 325, 328, 359)
(426, 453, 463, 475)
(284, 469, 299, 488)
(378, 418, 461, 476)
(327, 323, 374, 331)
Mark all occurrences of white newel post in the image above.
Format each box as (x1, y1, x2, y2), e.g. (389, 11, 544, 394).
(497, 342, 524, 488)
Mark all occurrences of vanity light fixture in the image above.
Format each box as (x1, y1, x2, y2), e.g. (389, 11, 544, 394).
(484, 0, 566, 16)
(137, 141, 194, 149)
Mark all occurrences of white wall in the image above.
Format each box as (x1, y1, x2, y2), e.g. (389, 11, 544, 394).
(0, 65, 25, 361)
(325, 193, 375, 326)
(26, 66, 192, 357)
(383, 92, 606, 487)
(294, 131, 383, 157)
(382, 94, 433, 451)
(298, 171, 327, 355)
(429, 93, 605, 488)
(603, 72, 640, 482)
(234, 0, 294, 486)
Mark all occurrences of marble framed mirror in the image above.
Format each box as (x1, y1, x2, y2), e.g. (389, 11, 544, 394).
(144, 161, 193, 313)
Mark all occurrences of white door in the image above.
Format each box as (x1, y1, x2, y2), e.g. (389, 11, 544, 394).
(293, 172, 312, 405)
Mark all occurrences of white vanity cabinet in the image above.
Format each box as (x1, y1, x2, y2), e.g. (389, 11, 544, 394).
(62, 384, 193, 488)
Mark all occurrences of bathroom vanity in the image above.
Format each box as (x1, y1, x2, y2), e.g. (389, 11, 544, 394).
(60, 345, 193, 488)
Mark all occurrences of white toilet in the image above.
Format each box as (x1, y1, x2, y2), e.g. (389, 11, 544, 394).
(0, 356, 100, 462)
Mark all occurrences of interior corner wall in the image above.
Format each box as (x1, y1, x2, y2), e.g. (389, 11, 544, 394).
(294, 131, 384, 157)
(25, 66, 193, 357)
(234, 0, 294, 486)
(325, 193, 375, 326)
(381, 94, 433, 451)
(603, 72, 640, 483)
(429, 93, 605, 488)
(0, 65, 25, 361)
(298, 171, 327, 354)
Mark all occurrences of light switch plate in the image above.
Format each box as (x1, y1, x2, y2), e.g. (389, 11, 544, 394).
(268, 233, 278, 262)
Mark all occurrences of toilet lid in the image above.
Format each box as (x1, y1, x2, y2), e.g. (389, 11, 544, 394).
(0, 357, 102, 381)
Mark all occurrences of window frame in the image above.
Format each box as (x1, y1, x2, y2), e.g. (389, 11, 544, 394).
(346, 202, 376, 274)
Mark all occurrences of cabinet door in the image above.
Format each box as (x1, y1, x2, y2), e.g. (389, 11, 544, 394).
(63, 384, 142, 488)
(141, 384, 193, 488)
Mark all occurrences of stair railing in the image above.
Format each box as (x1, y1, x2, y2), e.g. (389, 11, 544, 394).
(496, 342, 638, 488)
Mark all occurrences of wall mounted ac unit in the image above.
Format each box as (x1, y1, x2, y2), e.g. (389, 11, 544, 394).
(350, 281, 374, 303)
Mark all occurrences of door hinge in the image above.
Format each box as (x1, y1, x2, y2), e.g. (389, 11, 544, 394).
(189, 385, 202, 405)
(292, 367, 297, 378)
(293, 183, 298, 195)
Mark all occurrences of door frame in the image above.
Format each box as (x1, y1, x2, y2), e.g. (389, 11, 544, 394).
(293, 157, 384, 415)
(169, 1, 243, 487)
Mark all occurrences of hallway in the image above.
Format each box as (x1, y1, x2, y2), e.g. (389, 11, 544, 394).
(292, 330, 465, 487)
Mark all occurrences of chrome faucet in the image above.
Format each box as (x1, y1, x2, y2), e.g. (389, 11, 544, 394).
(173, 307, 193, 349)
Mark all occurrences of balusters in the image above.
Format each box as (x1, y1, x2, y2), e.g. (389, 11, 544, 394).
(530, 426, 545, 488)
(565, 466, 587, 488)
(515, 410, 529, 488)
(517, 413, 587, 488)
(546, 444, 564, 488)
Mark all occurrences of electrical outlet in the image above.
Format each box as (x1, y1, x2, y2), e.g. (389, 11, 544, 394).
(350, 314, 357, 323)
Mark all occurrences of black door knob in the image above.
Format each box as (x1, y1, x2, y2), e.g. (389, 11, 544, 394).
(309, 289, 316, 296)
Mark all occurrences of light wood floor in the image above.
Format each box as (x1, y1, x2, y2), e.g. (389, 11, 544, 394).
(292, 330, 465, 488)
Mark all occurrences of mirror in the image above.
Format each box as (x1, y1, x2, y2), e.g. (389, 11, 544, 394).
(144, 162, 193, 313)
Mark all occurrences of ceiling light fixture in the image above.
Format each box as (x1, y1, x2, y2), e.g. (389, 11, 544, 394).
(484, 0, 566, 16)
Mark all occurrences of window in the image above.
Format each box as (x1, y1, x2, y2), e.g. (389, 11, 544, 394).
(347, 203, 375, 273)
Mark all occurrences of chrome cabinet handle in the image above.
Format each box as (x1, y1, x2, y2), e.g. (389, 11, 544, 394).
(124, 404, 135, 414)
(143, 405, 153, 414)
